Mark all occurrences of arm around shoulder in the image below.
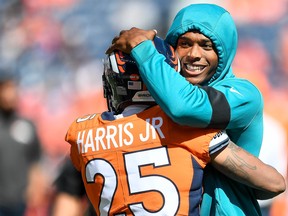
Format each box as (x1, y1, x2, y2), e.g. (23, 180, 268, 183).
(211, 141, 286, 200)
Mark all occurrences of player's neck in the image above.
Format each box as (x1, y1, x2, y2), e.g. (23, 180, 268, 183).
(114, 105, 150, 119)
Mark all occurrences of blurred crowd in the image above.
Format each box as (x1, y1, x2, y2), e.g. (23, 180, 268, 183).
(0, 0, 287, 215)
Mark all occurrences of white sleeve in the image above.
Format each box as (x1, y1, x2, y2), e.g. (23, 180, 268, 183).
(209, 130, 230, 155)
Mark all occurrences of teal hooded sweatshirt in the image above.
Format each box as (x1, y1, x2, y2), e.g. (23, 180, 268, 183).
(131, 3, 264, 216)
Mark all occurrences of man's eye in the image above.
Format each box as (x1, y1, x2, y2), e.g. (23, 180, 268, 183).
(179, 41, 189, 47)
(203, 44, 213, 49)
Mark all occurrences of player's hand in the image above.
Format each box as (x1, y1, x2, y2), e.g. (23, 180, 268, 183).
(105, 27, 157, 54)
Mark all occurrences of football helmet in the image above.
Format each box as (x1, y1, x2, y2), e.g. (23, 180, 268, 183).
(103, 36, 180, 114)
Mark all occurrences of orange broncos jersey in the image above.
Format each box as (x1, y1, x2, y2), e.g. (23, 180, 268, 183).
(65, 105, 229, 216)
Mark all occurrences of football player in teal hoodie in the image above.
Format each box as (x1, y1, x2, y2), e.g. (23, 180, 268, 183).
(106, 3, 265, 216)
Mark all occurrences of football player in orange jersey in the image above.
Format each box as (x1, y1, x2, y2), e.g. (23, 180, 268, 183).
(65, 37, 285, 216)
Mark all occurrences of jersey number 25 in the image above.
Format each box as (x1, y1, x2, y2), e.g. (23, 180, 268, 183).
(85, 147, 180, 215)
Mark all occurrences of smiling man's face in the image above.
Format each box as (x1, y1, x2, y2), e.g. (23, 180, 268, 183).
(176, 31, 218, 85)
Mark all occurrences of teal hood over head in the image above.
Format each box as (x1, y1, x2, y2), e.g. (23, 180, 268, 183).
(165, 4, 238, 85)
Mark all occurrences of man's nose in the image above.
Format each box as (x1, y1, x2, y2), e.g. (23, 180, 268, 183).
(187, 45, 201, 59)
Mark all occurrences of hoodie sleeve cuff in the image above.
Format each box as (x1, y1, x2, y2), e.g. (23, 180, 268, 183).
(131, 40, 157, 65)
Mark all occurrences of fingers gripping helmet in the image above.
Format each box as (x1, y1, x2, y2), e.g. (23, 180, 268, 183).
(103, 36, 180, 114)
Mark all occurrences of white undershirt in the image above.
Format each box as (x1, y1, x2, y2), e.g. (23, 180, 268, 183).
(114, 105, 150, 119)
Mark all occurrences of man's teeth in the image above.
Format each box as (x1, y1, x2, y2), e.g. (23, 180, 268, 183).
(186, 64, 205, 71)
